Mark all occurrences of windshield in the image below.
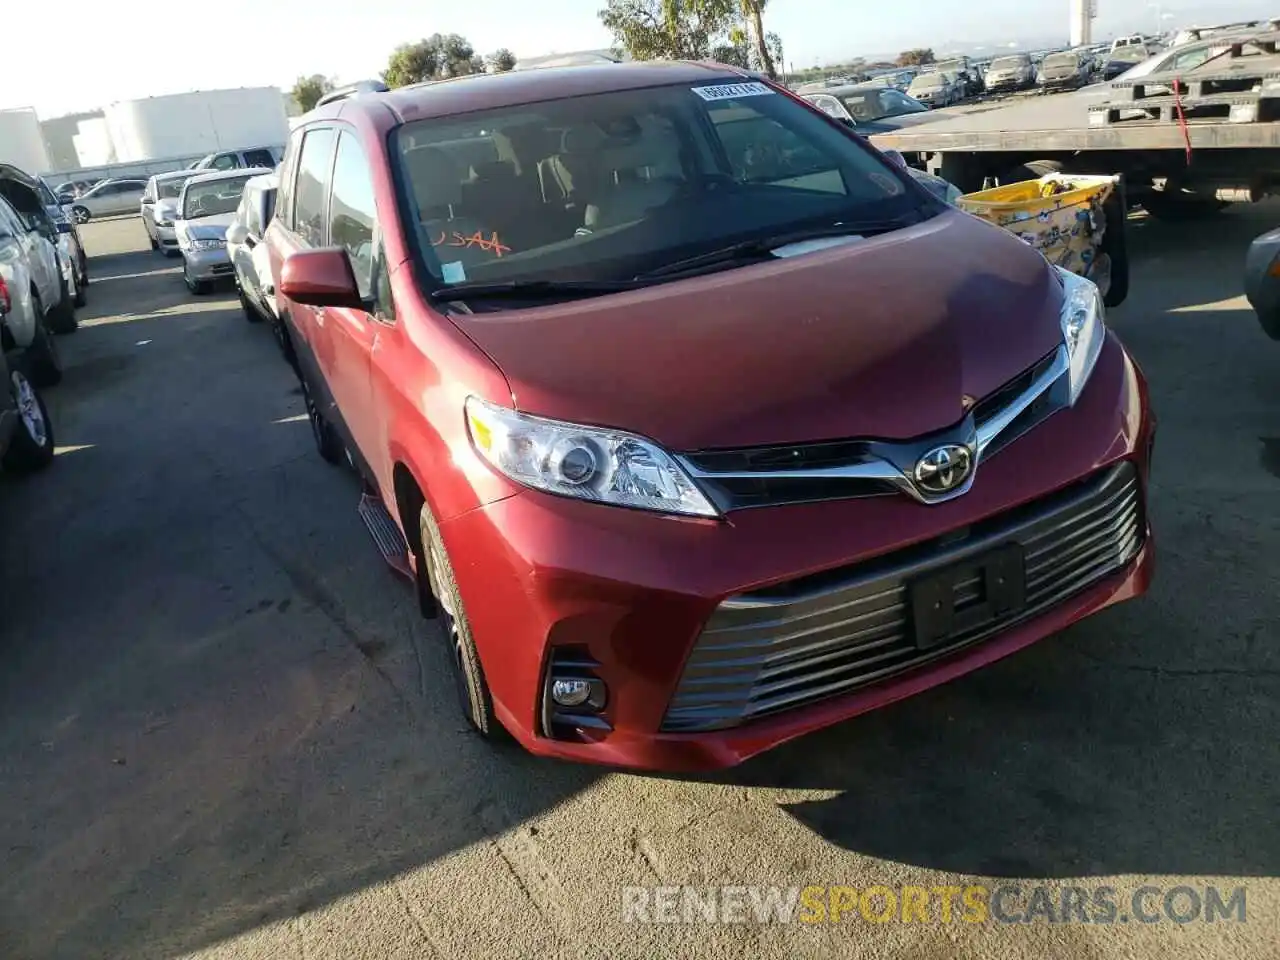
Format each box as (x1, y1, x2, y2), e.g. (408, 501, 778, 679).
(910, 75, 944, 89)
(1043, 53, 1079, 69)
(159, 177, 193, 200)
(182, 177, 252, 219)
(1109, 45, 1148, 63)
(934, 60, 965, 72)
(841, 90, 927, 121)
(989, 56, 1029, 70)
(394, 80, 926, 288)
(35, 179, 59, 206)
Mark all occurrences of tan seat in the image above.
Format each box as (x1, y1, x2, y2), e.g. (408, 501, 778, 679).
(583, 139, 683, 232)
(404, 146, 508, 269)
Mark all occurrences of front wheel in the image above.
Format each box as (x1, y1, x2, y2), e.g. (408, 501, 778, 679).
(183, 260, 209, 295)
(71, 206, 90, 225)
(2, 367, 55, 473)
(46, 281, 78, 335)
(419, 503, 503, 739)
(25, 296, 62, 388)
(238, 285, 263, 323)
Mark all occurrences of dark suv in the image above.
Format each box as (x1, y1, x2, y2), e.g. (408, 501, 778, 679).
(266, 63, 1155, 771)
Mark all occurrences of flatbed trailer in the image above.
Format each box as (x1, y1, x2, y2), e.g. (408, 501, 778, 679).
(870, 28, 1280, 218)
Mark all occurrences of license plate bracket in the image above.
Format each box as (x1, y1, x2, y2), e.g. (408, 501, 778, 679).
(909, 543, 1026, 651)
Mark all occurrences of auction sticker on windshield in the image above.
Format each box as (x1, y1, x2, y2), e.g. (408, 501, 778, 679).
(691, 82, 775, 101)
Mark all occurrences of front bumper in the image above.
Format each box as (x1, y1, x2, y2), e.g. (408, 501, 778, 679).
(183, 245, 233, 280)
(156, 223, 179, 250)
(440, 333, 1156, 771)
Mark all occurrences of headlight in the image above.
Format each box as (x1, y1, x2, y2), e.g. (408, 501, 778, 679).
(189, 238, 225, 251)
(464, 397, 718, 517)
(158, 216, 174, 227)
(1055, 266, 1105, 405)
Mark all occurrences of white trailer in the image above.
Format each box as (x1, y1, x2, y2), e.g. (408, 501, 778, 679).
(104, 88, 290, 163)
(0, 108, 52, 175)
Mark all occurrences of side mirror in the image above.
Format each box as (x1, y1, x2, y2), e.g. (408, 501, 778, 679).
(56, 221, 72, 235)
(225, 223, 250, 246)
(280, 247, 365, 310)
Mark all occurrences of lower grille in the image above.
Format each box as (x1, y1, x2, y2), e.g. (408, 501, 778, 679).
(660, 463, 1142, 733)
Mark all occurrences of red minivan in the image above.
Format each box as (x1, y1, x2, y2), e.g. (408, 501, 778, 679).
(266, 62, 1155, 771)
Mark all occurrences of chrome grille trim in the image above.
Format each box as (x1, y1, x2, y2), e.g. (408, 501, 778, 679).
(679, 345, 1070, 510)
(660, 463, 1142, 733)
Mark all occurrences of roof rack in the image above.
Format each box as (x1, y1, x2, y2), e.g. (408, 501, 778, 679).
(316, 80, 390, 108)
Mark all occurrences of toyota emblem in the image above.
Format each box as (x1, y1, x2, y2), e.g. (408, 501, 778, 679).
(913, 443, 974, 495)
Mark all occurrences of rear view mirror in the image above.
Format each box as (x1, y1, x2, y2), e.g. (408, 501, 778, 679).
(280, 247, 365, 310)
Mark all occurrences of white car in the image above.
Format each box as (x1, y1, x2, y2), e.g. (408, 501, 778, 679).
(142, 170, 203, 257)
(68, 178, 149, 223)
(0, 195, 71, 386)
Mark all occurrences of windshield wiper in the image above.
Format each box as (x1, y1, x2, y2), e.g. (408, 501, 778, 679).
(635, 219, 915, 281)
(429, 278, 642, 301)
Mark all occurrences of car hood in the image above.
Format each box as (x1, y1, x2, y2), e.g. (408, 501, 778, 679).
(866, 110, 949, 133)
(452, 210, 1065, 451)
(179, 212, 235, 238)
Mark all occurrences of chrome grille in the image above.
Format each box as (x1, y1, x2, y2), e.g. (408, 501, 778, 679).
(680, 347, 1066, 512)
(661, 463, 1142, 732)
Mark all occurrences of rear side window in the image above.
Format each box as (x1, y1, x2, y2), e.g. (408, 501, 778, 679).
(294, 128, 337, 247)
(244, 148, 275, 168)
(329, 132, 377, 298)
(275, 131, 304, 230)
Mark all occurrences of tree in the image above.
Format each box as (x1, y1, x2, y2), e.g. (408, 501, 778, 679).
(383, 34, 484, 88)
(599, 0, 727, 61)
(487, 48, 518, 72)
(599, 0, 780, 78)
(291, 74, 334, 112)
(897, 48, 936, 67)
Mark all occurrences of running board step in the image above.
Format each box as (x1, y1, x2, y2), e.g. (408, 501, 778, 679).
(357, 493, 413, 580)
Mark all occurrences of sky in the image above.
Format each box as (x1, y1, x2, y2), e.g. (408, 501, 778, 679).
(4, 0, 1278, 118)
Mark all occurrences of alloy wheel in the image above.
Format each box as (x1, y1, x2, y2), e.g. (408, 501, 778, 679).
(428, 541, 473, 718)
(12, 372, 48, 448)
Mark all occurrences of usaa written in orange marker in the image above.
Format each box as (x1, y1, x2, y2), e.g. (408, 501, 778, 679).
(430, 230, 511, 257)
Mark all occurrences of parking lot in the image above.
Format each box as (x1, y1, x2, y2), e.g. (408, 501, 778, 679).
(0, 208, 1276, 959)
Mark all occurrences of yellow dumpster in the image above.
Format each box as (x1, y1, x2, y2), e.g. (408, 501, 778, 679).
(956, 173, 1121, 298)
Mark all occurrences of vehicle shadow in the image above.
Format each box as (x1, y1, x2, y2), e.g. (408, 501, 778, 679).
(0, 281, 605, 960)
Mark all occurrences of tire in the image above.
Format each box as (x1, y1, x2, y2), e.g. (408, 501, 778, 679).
(71, 206, 90, 224)
(183, 260, 209, 295)
(1141, 190, 1227, 221)
(300, 377, 343, 464)
(2, 366, 55, 473)
(418, 502, 503, 739)
(148, 234, 159, 251)
(1098, 182, 1130, 308)
(238, 285, 263, 323)
(25, 294, 63, 388)
(46, 282, 78, 335)
(1002, 159, 1065, 184)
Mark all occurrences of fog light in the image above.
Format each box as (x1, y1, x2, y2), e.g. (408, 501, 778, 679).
(551, 678, 593, 707)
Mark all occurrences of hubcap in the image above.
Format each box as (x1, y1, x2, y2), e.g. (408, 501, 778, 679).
(13, 372, 47, 447)
(73, 208, 88, 224)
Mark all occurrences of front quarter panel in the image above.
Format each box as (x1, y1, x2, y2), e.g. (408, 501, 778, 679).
(373, 266, 519, 525)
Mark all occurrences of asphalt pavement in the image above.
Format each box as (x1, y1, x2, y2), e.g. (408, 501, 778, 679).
(0, 209, 1276, 959)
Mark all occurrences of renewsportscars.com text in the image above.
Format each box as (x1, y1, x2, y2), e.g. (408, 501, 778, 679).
(620, 884, 1247, 925)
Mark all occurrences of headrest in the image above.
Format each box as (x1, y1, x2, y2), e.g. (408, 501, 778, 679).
(405, 146, 463, 208)
(469, 160, 518, 183)
(596, 137, 671, 173)
(560, 124, 607, 156)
